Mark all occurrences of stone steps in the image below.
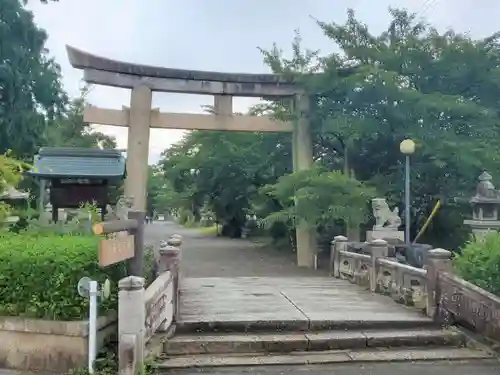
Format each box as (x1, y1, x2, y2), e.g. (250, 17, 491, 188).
(163, 328, 465, 355)
(155, 326, 495, 370)
(175, 317, 438, 334)
(156, 347, 494, 370)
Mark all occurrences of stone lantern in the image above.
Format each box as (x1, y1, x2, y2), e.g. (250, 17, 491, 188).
(464, 171, 500, 239)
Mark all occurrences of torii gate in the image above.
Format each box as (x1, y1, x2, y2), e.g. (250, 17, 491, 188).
(66, 46, 315, 268)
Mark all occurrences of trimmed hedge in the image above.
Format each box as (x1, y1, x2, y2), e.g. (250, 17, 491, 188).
(455, 232, 500, 296)
(0, 233, 127, 320)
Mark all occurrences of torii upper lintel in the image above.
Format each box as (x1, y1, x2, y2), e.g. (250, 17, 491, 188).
(66, 45, 301, 97)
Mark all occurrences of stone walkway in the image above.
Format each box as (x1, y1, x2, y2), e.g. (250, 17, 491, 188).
(178, 276, 431, 330)
(145, 222, 431, 329)
(145, 221, 325, 278)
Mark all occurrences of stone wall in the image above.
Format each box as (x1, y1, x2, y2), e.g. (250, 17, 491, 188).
(0, 313, 116, 373)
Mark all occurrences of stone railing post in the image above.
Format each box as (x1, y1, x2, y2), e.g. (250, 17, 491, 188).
(425, 248, 452, 318)
(167, 234, 183, 249)
(162, 234, 183, 322)
(332, 235, 348, 278)
(118, 334, 137, 375)
(158, 244, 181, 274)
(369, 239, 388, 292)
(118, 276, 145, 375)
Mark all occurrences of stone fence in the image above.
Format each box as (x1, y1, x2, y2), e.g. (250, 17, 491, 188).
(117, 234, 182, 375)
(331, 236, 500, 344)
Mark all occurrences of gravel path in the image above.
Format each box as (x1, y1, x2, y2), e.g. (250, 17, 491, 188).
(144, 221, 326, 278)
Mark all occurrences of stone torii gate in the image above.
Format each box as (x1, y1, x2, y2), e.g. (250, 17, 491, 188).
(66, 46, 315, 268)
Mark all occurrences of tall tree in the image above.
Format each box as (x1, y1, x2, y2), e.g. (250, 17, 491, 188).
(261, 8, 500, 248)
(158, 8, 500, 249)
(0, 0, 66, 158)
(45, 86, 117, 149)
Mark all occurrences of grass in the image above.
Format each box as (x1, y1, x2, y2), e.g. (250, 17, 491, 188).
(198, 225, 219, 236)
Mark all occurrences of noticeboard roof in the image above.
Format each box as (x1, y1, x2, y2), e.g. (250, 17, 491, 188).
(28, 147, 126, 180)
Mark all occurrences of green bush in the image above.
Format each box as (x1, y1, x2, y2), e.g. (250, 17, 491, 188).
(0, 233, 127, 320)
(454, 232, 500, 296)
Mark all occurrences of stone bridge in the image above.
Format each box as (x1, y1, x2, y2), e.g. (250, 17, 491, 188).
(115, 221, 500, 374)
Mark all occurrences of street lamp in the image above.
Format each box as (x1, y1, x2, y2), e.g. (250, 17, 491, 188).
(400, 139, 416, 245)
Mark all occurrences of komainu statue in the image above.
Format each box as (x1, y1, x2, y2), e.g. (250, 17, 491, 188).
(108, 195, 134, 220)
(372, 198, 401, 230)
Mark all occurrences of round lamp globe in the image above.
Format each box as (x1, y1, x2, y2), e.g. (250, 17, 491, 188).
(400, 139, 416, 155)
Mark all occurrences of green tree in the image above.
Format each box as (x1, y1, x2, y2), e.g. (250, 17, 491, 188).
(158, 8, 500, 251)
(146, 166, 180, 217)
(260, 8, 500, 249)
(159, 128, 290, 237)
(0, 152, 29, 222)
(0, 0, 67, 158)
(156, 98, 293, 236)
(262, 166, 376, 236)
(45, 86, 117, 149)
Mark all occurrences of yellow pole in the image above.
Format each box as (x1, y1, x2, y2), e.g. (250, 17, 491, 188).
(412, 200, 441, 244)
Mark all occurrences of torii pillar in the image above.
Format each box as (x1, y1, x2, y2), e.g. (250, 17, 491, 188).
(293, 94, 316, 268)
(125, 85, 152, 210)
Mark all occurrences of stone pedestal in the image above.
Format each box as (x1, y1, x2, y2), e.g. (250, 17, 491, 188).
(464, 219, 500, 240)
(366, 230, 404, 242)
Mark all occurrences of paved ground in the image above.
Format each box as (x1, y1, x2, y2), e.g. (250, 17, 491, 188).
(145, 221, 325, 278)
(148, 221, 431, 327)
(179, 277, 431, 327)
(162, 360, 500, 375)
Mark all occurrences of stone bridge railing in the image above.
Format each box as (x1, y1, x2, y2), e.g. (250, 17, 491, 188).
(331, 236, 500, 344)
(117, 235, 182, 375)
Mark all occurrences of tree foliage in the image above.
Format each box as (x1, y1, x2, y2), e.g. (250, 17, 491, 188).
(1, 0, 119, 213)
(0, 152, 29, 221)
(1, 0, 116, 159)
(152, 8, 500, 250)
(310, 8, 500, 248)
(159, 127, 291, 236)
(0, 0, 67, 158)
(45, 86, 117, 149)
(146, 166, 183, 217)
(262, 166, 376, 231)
(455, 233, 500, 296)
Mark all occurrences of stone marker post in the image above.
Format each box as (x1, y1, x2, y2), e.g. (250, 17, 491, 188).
(369, 239, 389, 293)
(118, 276, 145, 375)
(332, 235, 348, 278)
(424, 248, 452, 318)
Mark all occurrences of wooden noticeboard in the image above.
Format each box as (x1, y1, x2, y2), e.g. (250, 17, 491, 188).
(98, 231, 135, 267)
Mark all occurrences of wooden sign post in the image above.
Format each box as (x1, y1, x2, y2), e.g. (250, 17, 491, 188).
(98, 231, 135, 267)
(92, 213, 144, 274)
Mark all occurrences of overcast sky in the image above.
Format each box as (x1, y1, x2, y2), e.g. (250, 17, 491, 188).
(27, 0, 496, 164)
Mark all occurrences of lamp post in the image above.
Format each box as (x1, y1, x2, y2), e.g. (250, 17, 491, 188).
(400, 139, 416, 245)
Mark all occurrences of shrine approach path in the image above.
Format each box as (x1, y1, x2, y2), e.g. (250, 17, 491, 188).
(144, 220, 326, 278)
